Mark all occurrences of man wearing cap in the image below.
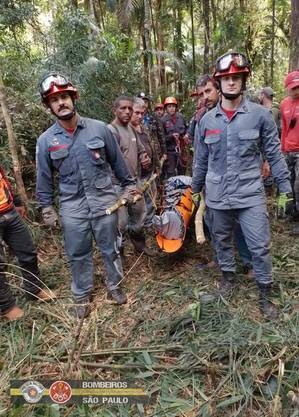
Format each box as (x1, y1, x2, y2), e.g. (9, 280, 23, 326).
(137, 92, 167, 159)
(280, 70, 299, 235)
(260, 87, 281, 136)
(36, 73, 136, 317)
(192, 52, 292, 320)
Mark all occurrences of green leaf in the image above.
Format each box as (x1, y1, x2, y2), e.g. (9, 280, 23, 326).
(142, 351, 152, 366)
(216, 395, 244, 408)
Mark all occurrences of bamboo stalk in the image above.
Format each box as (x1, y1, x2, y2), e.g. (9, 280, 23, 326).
(61, 344, 184, 359)
(79, 360, 207, 371)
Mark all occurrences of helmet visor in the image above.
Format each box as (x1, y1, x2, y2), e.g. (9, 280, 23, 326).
(40, 74, 69, 95)
(216, 53, 249, 72)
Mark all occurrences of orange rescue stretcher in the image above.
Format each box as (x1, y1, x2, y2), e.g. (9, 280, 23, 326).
(154, 176, 194, 253)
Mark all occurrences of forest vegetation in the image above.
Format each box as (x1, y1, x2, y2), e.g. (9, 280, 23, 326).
(0, 1, 299, 416)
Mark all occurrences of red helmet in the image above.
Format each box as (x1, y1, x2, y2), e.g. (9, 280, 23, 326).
(164, 96, 177, 106)
(214, 52, 251, 79)
(40, 73, 78, 103)
(190, 90, 198, 98)
(154, 102, 164, 110)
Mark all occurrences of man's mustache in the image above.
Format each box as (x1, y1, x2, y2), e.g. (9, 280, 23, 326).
(58, 105, 71, 111)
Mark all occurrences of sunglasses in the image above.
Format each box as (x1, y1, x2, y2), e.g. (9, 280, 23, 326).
(216, 53, 249, 72)
(40, 74, 69, 95)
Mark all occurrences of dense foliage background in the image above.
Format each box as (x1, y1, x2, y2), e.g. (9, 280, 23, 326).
(0, 0, 297, 174)
(1, 3, 299, 417)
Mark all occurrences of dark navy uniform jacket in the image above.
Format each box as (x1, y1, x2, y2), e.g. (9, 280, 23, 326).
(161, 113, 187, 152)
(36, 115, 134, 218)
(192, 98, 291, 209)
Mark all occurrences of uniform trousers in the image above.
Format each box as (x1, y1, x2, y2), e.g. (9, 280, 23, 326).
(209, 204, 272, 285)
(61, 212, 123, 301)
(0, 209, 42, 313)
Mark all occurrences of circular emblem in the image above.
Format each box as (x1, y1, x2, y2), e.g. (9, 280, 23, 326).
(49, 380, 72, 404)
(20, 380, 45, 403)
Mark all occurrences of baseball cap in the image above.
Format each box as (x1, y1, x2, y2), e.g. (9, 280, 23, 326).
(285, 70, 299, 90)
(260, 86, 274, 98)
(137, 92, 150, 100)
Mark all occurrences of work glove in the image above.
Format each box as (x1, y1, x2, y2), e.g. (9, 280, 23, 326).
(192, 192, 201, 209)
(277, 192, 294, 219)
(42, 206, 58, 227)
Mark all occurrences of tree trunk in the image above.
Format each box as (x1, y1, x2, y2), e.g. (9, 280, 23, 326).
(84, 0, 96, 21)
(190, 0, 196, 84)
(144, 0, 155, 96)
(155, 0, 166, 97)
(142, 32, 149, 88)
(202, 0, 210, 73)
(270, 0, 275, 85)
(0, 77, 28, 208)
(175, 2, 183, 95)
(97, 0, 105, 30)
(210, 0, 217, 63)
(289, 0, 299, 71)
(93, 0, 102, 29)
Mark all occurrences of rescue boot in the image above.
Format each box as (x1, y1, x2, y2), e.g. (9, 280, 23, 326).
(219, 271, 236, 296)
(129, 231, 155, 257)
(70, 298, 91, 319)
(258, 284, 279, 320)
(107, 288, 127, 305)
(2, 305, 24, 321)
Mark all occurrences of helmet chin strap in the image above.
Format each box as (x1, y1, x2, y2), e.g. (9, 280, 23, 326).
(52, 108, 76, 120)
(221, 91, 242, 100)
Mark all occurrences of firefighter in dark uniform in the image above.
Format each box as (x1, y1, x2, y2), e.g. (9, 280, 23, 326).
(137, 92, 167, 159)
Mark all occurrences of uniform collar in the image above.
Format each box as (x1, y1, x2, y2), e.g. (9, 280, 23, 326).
(215, 97, 250, 117)
(53, 114, 86, 134)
